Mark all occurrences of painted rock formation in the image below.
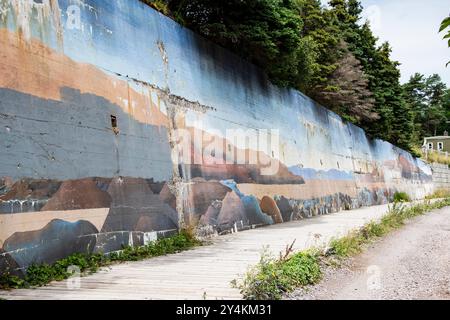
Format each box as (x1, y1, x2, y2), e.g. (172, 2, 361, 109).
(42, 178, 112, 211)
(101, 177, 178, 233)
(260, 196, 284, 224)
(2, 219, 98, 269)
(217, 191, 247, 228)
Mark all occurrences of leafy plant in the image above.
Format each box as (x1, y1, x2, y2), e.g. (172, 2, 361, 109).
(393, 191, 411, 203)
(439, 16, 450, 67)
(232, 247, 321, 300)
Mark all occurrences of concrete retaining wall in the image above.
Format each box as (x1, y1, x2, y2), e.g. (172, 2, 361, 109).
(0, 0, 435, 273)
(431, 163, 450, 190)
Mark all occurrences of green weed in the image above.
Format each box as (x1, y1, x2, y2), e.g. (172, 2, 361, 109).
(393, 192, 411, 203)
(232, 247, 321, 300)
(0, 230, 201, 290)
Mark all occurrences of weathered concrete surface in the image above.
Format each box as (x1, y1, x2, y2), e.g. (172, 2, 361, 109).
(0, 0, 438, 273)
(0, 203, 419, 300)
(288, 206, 450, 300)
(431, 163, 450, 191)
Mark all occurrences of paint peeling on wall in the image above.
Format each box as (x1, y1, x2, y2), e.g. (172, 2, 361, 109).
(0, 0, 63, 46)
(0, 0, 441, 274)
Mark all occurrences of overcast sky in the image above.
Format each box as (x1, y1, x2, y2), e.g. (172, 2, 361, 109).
(321, 0, 450, 86)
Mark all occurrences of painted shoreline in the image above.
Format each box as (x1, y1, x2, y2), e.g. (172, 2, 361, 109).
(0, 0, 436, 274)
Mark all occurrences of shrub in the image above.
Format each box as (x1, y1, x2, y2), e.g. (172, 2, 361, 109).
(393, 192, 411, 203)
(232, 248, 321, 300)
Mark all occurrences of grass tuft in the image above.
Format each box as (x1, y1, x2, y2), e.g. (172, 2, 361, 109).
(412, 146, 450, 166)
(393, 191, 411, 203)
(328, 231, 365, 257)
(425, 189, 450, 200)
(424, 150, 450, 166)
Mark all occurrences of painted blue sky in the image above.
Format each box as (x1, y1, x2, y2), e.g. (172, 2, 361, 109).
(321, 0, 450, 86)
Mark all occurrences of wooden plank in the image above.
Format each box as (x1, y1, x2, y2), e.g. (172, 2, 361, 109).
(0, 203, 406, 300)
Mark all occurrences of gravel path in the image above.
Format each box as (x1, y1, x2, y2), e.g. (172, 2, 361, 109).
(287, 206, 450, 300)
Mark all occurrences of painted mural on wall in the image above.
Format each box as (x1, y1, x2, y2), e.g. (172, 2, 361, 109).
(0, 0, 434, 274)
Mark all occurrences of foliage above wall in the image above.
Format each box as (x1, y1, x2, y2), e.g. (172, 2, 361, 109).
(440, 16, 450, 67)
(140, 0, 449, 153)
(403, 73, 450, 144)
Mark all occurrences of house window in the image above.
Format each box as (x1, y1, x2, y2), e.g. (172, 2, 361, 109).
(438, 142, 444, 151)
(428, 142, 433, 150)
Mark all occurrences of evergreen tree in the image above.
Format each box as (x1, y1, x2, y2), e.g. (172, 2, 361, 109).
(314, 41, 377, 123)
(292, 0, 338, 92)
(403, 73, 428, 144)
(168, 0, 317, 88)
(403, 73, 449, 141)
(294, 0, 376, 124)
(145, 0, 447, 153)
(442, 89, 450, 132)
(328, 0, 414, 150)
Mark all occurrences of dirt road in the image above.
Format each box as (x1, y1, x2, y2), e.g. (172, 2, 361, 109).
(288, 206, 450, 300)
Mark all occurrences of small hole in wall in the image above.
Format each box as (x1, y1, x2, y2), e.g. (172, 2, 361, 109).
(111, 115, 119, 135)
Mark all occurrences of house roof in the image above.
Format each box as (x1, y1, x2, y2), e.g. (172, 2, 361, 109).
(424, 136, 450, 140)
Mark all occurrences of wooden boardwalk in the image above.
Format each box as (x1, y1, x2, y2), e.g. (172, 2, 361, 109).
(1, 203, 398, 300)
